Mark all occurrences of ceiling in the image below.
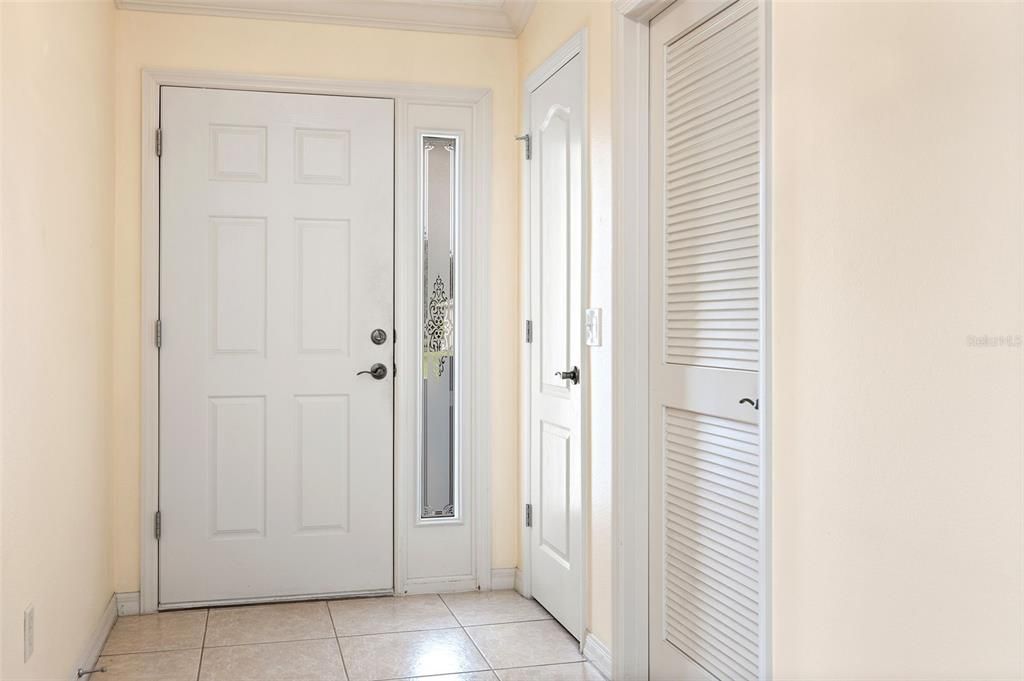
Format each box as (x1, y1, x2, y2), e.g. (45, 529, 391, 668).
(114, 0, 536, 38)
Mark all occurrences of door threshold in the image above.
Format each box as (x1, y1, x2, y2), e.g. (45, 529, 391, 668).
(158, 587, 394, 610)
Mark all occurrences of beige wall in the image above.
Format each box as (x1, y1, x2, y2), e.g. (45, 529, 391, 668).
(517, 0, 615, 646)
(111, 10, 521, 592)
(1, 1, 115, 678)
(771, 1, 1024, 677)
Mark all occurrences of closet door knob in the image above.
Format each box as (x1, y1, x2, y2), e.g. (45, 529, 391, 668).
(555, 366, 580, 385)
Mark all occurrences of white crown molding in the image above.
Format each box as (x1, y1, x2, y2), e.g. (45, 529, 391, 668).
(115, 0, 535, 38)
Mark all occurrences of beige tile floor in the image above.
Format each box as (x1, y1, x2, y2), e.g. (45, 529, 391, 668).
(96, 591, 605, 681)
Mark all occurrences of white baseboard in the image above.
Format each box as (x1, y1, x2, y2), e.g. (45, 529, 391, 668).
(116, 591, 141, 616)
(513, 567, 528, 596)
(404, 569, 519, 595)
(490, 567, 516, 590)
(71, 593, 118, 681)
(403, 576, 479, 595)
(583, 630, 612, 680)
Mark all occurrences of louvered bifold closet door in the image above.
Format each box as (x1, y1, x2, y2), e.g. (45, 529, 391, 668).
(649, 1, 763, 680)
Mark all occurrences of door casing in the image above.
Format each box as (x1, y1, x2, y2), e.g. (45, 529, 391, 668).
(139, 69, 494, 613)
(610, 1, 774, 679)
(518, 28, 589, 645)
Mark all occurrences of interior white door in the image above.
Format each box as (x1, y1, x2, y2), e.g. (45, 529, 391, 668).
(528, 53, 585, 639)
(159, 87, 394, 606)
(649, 1, 765, 679)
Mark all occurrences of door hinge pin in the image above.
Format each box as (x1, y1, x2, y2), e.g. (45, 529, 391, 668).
(525, 503, 533, 528)
(515, 133, 531, 160)
(154, 510, 162, 540)
(525, 320, 533, 343)
(155, 128, 163, 157)
(154, 319, 162, 349)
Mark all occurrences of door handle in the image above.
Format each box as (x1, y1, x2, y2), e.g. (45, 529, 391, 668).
(357, 363, 388, 380)
(739, 397, 759, 410)
(555, 366, 580, 385)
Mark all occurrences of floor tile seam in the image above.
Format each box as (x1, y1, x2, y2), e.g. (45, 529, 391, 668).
(202, 635, 340, 650)
(443, 601, 495, 671)
(97, 647, 203, 659)
(460, 616, 555, 629)
(196, 609, 210, 681)
(326, 595, 353, 681)
(372, 659, 590, 681)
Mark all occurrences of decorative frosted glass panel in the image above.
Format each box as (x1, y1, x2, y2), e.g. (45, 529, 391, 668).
(421, 136, 457, 520)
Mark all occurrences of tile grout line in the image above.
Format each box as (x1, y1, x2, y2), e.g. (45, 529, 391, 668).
(195, 609, 210, 681)
(325, 600, 354, 681)
(202, 635, 339, 650)
(93, 647, 203, 659)
(437, 593, 496, 676)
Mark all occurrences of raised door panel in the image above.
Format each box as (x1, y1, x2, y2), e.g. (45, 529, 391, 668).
(297, 219, 351, 354)
(539, 107, 572, 396)
(210, 217, 267, 355)
(209, 396, 267, 538)
(539, 421, 571, 565)
(297, 395, 350, 533)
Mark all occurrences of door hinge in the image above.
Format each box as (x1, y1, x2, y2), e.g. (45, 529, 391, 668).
(155, 128, 163, 157)
(154, 511, 162, 540)
(154, 319, 162, 349)
(515, 133, 531, 160)
(525, 320, 533, 343)
(525, 503, 533, 528)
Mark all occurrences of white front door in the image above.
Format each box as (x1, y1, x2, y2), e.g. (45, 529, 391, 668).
(649, 0, 765, 679)
(159, 87, 394, 606)
(528, 53, 585, 639)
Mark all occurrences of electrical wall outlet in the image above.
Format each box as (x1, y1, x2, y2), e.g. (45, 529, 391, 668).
(24, 604, 34, 662)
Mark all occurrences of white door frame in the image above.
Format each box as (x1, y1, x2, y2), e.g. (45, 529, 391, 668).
(139, 69, 493, 613)
(610, 1, 773, 678)
(517, 29, 589, 642)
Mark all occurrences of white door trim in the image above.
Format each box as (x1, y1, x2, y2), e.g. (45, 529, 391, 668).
(140, 69, 492, 613)
(610, 1, 773, 678)
(518, 28, 589, 641)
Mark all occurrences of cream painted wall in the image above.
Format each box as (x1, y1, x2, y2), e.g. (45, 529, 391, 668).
(517, 0, 614, 647)
(771, 1, 1024, 677)
(112, 10, 520, 592)
(1, 2, 115, 679)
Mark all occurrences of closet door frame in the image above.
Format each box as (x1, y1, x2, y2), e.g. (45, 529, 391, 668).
(610, 1, 773, 678)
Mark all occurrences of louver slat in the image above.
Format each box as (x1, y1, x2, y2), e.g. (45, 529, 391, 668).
(663, 0, 760, 373)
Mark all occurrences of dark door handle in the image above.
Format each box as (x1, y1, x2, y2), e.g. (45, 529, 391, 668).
(555, 366, 580, 385)
(357, 363, 388, 380)
(739, 397, 759, 410)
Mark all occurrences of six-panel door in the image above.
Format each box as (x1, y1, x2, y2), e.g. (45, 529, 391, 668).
(159, 87, 394, 605)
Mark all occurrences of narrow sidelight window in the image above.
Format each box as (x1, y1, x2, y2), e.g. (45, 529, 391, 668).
(420, 135, 458, 520)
